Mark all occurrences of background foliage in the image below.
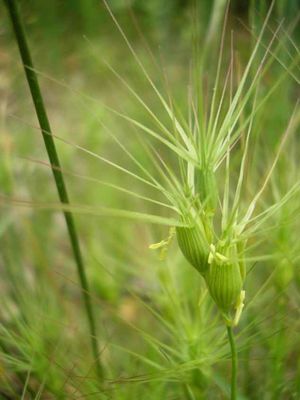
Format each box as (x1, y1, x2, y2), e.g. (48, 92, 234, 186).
(0, 0, 299, 398)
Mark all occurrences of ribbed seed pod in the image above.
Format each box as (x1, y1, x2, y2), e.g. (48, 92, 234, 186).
(206, 245, 244, 314)
(206, 261, 243, 313)
(176, 225, 210, 276)
(196, 168, 218, 214)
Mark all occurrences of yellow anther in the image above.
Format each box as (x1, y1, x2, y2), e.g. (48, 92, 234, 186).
(208, 244, 216, 264)
(149, 227, 175, 260)
(215, 252, 229, 263)
(149, 240, 167, 250)
(208, 243, 229, 265)
(233, 290, 246, 326)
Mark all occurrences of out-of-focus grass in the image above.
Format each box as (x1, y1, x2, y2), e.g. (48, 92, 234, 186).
(0, 1, 300, 398)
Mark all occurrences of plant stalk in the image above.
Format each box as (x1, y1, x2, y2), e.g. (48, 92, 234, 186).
(227, 325, 237, 400)
(3, 0, 103, 380)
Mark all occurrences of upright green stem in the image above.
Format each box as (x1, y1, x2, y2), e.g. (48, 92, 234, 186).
(4, 0, 103, 379)
(227, 326, 237, 400)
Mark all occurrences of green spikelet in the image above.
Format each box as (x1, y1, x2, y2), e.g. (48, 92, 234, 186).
(206, 261, 243, 313)
(206, 244, 244, 316)
(176, 224, 210, 276)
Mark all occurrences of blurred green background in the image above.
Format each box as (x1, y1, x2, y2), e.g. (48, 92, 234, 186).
(0, 0, 300, 399)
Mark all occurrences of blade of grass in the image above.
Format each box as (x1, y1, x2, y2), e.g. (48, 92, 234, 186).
(21, 157, 177, 211)
(0, 195, 185, 226)
(3, 0, 103, 380)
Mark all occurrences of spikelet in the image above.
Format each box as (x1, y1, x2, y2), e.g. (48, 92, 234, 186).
(206, 243, 244, 322)
(176, 166, 218, 276)
(176, 223, 210, 276)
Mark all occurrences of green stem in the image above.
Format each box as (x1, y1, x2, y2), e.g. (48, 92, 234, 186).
(4, 0, 103, 380)
(227, 326, 237, 400)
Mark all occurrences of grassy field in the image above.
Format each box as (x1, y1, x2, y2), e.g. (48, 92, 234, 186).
(0, 1, 300, 399)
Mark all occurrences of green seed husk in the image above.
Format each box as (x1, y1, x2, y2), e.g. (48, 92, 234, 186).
(206, 259, 243, 314)
(206, 243, 245, 318)
(176, 224, 210, 276)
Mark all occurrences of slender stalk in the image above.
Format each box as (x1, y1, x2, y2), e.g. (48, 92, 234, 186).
(227, 326, 237, 400)
(3, 0, 103, 379)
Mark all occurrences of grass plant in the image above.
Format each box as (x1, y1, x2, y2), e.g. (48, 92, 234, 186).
(0, 0, 299, 398)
